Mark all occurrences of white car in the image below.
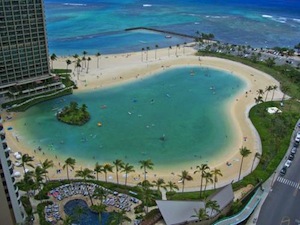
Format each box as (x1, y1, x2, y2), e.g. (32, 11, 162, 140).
(285, 160, 292, 168)
(295, 131, 300, 142)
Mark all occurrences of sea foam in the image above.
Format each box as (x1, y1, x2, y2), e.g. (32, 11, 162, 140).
(63, 3, 87, 6)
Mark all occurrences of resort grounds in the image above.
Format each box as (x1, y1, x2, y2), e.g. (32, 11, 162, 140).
(3, 44, 284, 190)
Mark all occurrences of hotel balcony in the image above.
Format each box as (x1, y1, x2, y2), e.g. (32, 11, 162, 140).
(16, 191, 20, 200)
(2, 142, 8, 150)
(11, 176, 16, 185)
(14, 184, 19, 193)
(1, 133, 6, 142)
(9, 167, 14, 175)
(7, 159, 13, 170)
(5, 151, 10, 159)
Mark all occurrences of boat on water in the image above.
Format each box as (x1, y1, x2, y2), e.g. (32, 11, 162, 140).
(165, 35, 172, 39)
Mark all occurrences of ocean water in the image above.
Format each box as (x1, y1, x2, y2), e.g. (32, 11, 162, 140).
(13, 67, 245, 170)
(45, 0, 300, 55)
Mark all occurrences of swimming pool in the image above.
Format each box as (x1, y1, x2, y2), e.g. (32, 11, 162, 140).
(64, 199, 109, 225)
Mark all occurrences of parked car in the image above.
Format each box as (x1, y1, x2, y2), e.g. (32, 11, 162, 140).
(294, 142, 299, 148)
(285, 160, 292, 168)
(295, 131, 300, 142)
(280, 166, 287, 176)
(288, 154, 294, 161)
(291, 147, 297, 154)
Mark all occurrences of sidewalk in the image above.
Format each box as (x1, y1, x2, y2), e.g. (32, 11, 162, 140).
(214, 188, 264, 225)
(246, 119, 300, 225)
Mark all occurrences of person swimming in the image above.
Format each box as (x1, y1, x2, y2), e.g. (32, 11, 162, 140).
(159, 134, 166, 141)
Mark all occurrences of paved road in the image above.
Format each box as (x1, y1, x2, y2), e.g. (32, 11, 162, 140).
(257, 124, 300, 225)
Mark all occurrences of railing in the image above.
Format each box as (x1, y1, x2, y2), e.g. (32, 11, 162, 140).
(213, 188, 264, 225)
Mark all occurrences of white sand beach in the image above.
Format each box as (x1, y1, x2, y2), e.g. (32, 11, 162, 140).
(3, 44, 284, 190)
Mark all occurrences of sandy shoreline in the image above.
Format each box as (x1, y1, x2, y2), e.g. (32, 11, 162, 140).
(3, 45, 283, 191)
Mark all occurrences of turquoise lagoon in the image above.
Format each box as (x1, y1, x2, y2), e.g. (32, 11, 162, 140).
(14, 67, 245, 170)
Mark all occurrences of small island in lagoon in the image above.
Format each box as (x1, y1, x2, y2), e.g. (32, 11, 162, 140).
(57, 101, 90, 125)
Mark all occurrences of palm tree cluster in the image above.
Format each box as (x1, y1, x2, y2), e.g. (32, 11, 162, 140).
(192, 199, 220, 221)
(254, 84, 278, 104)
(57, 101, 90, 125)
(193, 164, 223, 198)
(18, 154, 54, 196)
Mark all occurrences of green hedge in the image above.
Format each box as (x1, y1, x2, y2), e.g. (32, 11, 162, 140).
(37, 201, 53, 225)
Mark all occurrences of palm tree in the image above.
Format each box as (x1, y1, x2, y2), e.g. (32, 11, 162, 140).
(176, 44, 180, 56)
(152, 178, 166, 191)
(168, 46, 172, 57)
(139, 183, 154, 213)
(251, 152, 261, 172)
(50, 53, 57, 70)
(281, 84, 290, 101)
(271, 85, 278, 101)
(155, 44, 159, 60)
(103, 163, 114, 182)
(62, 216, 74, 225)
(178, 170, 193, 192)
(205, 200, 220, 217)
(183, 42, 187, 54)
(94, 162, 103, 181)
(108, 210, 131, 225)
(66, 59, 72, 72)
(203, 172, 213, 193)
(63, 157, 76, 181)
(82, 56, 86, 70)
(33, 166, 46, 193)
(86, 57, 91, 73)
(165, 181, 179, 192)
(139, 159, 154, 181)
(41, 159, 54, 181)
(113, 159, 124, 184)
(265, 57, 275, 67)
(256, 89, 264, 97)
(20, 154, 34, 174)
(93, 186, 108, 203)
(95, 52, 101, 68)
(20, 171, 35, 196)
(82, 51, 87, 67)
(73, 53, 79, 61)
(75, 168, 95, 205)
(141, 48, 144, 62)
(90, 203, 107, 225)
(146, 46, 150, 61)
(211, 168, 223, 189)
(238, 146, 252, 181)
(254, 96, 263, 104)
(194, 164, 210, 197)
(75, 58, 81, 79)
(192, 208, 208, 221)
(120, 163, 135, 186)
(264, 85, 273, 101)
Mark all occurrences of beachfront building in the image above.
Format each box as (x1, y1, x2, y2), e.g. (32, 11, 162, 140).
(0, 0, 63, 104)
(0, 115, 25, 224)
(156, 185, 234, 225)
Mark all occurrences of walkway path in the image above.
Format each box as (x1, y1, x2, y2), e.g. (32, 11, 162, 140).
(213, 188, 264, 225)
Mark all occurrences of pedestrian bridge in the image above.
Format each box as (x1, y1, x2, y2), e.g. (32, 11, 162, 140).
(214, 188, 264, 225)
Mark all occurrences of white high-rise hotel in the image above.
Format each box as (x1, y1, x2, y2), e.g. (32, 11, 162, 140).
(0, 114, 25, 225)
(0, 0, 63, 104)
(0, 0, 63, 224)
